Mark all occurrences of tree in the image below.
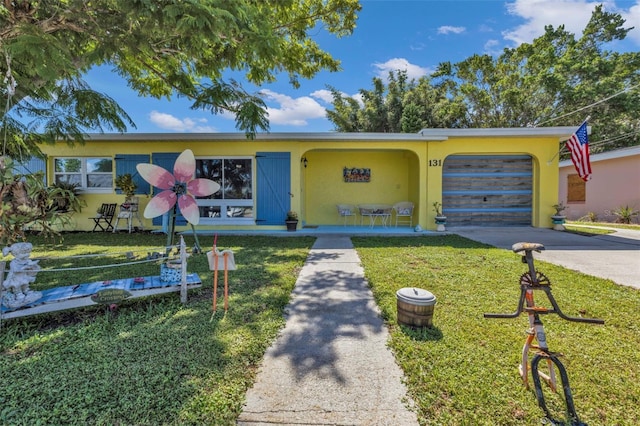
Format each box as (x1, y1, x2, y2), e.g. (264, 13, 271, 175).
(386, 70, 409, 132)
(433, 5, 640, 152)
(400, 103, 424, 133)
(0, 156, 83, 245)
(325, 87, 364, 132)
(0, 0, 361, 159)
(328, 70, 419, 132)
(327, 70, 469, 132)
(326, 6, 640, 153)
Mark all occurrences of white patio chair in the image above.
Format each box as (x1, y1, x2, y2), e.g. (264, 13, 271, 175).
(393, 201, 414, 227)
(336, 204, 357, 226)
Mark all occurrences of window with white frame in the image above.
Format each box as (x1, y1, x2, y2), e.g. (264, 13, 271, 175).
(54, 157, 113, 191)
(195, 157, 253, 222)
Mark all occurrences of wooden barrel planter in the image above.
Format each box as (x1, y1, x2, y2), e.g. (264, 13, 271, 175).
(396, 287, 437, 328)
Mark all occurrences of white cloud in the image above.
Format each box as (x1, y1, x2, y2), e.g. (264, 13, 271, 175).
(352, 93, 364, 107)
(148, 111, 217, 132)
(479, 24, 494, 33)
(437, 25, 466, 35)
(484, 39, 502, 56)
(310, 89, 334, 104)
(260, 89, 327, 126)
(622, 1, 640, 44)
(502, 0, 632, 45)
(313, 88, 363, 107)
(372, 58, 431, 80)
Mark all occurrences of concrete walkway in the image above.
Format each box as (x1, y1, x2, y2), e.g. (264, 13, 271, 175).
(237, 236, 418, 425)
(237, 226, 639, 425)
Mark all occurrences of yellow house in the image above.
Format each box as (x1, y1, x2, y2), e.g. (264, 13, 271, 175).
(38, 128, 577, 232)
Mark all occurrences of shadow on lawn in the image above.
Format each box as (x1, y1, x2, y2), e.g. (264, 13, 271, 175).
(0, 244, 307, 424)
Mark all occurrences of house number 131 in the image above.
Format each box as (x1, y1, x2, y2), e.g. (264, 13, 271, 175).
(429, 160, 442, 167)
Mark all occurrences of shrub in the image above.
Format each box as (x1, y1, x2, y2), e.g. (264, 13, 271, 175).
(578, 211, 598, 222)
(613, 205, 639, 224)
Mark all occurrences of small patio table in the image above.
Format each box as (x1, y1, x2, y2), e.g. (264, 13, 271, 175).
(358, 204, 392, 227)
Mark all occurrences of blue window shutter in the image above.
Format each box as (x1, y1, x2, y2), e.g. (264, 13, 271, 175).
(151, 153, 186, 226)
(114, 154, 150, 195)
(15, 157, 47, 184)
(256, 152, 291, 225)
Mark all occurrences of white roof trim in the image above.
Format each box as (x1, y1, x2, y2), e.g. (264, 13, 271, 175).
(81, 128, 579, 142)
(559, 144, 640, 166)
(419, 127, 578, 138)
(84, 132, 447, 141)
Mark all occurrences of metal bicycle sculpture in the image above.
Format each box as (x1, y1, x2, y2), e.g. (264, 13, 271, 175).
(484, 242, 604, 426)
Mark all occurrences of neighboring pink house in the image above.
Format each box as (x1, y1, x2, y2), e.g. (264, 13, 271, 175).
(559, 145, 640, 222)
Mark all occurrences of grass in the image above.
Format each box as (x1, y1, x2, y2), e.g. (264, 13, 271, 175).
(567, 220, 640, 231)
(2, 233, 639, 425)
(564, 221, 640, 236)
(0, 232, 314, 425)
(353, 235, 640, 426)
(563, 225, 613, 235)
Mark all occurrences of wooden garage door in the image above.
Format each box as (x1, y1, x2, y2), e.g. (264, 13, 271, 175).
(442, 155, 532, 226)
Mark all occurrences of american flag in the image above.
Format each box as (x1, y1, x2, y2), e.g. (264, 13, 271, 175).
(565, 122, 591, 181)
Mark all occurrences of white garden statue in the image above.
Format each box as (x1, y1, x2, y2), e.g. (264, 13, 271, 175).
(2, 242, 43, 308)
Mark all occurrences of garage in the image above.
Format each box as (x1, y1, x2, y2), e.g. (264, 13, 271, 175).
(442, 155, 533, 226)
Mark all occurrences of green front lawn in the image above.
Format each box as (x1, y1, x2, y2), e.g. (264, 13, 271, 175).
(1, 233, 638, 425)
(354, 235, 640, 426)
(1, 233, 314, 425)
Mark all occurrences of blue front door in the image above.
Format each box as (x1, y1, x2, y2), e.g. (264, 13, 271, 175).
(256, 152, 291, 225)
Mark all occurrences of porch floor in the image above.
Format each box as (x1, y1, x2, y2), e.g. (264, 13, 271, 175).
(186, 225, 444, 237)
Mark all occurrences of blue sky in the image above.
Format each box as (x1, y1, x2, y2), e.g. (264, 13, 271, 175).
(85, 0, 640, 134)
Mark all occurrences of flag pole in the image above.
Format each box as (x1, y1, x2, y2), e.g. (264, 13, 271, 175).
(546, 116, 591, 165)
(546, 147, 565, 165)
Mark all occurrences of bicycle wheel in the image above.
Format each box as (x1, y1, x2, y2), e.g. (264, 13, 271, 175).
(531, 354, 584, 425)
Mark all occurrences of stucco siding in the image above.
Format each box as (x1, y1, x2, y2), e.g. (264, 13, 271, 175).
(303, 150, 415, 225)
(559, 147, 640, 222)
(38, 129, 576, 231)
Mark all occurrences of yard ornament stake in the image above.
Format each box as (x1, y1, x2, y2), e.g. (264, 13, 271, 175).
(137, 149, 220, 251)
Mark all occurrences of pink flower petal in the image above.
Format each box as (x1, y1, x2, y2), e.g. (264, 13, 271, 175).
(173, 149, 195, 183)
(187, 179, 220, 197)
(137, 164, 175, 190)
(143, 190, 177, 218)
(178, 194, 200, 225)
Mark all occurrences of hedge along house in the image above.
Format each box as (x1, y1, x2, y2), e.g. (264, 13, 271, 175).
(37, 127, 578, 232)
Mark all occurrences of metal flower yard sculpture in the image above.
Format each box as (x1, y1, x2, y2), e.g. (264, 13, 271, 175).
(137, 149, 220, 250)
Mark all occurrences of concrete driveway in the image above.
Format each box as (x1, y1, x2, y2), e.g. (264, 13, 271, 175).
(450, 226, 640, 289)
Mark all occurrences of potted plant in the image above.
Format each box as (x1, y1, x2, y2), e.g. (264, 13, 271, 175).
(285, 210, 298, 231)
(49, 181, 82, 213)
(115, 173, 139, 212)
(551, 201, 567, 230)
(1, 156, 83, 245)
(115, 174, 137, 201)
(433, 201, 447, 231)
